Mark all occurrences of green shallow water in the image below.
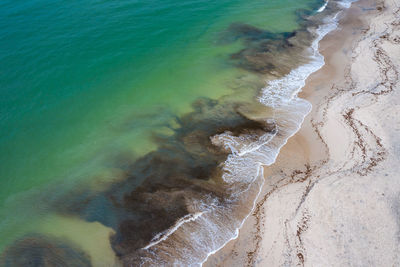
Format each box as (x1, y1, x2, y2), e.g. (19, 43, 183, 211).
(0, 0, 324, 262)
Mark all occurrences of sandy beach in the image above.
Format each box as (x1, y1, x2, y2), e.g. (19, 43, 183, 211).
(205, 0, 400, 266)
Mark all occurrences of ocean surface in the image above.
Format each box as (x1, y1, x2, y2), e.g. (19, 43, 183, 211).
(0, 0, 353, 265)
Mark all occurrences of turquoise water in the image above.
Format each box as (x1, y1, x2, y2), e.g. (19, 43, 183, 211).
(0, 0, 325, 265)
(0, 0, 318, 202)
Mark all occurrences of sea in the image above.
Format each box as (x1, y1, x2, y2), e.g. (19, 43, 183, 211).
(0, 0, 355, 265)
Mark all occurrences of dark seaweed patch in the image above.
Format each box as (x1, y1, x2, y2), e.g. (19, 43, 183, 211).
(219, 23, 283, 44)
(50, 97, 274, 265)
(222, 0, 337, 76)
(222, 22, 313, 75)
(0, 235, 91, 267)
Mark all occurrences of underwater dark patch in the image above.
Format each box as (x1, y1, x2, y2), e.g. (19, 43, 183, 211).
(219, 23, 281, 44)
(221, 0, 333, 76)
(224, 22, 313, 75)
(0, 234, 92, 267)
(50, 97, 274, 265)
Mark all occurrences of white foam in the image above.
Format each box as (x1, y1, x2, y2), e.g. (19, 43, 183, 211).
(210, 130, 277, 157)
(200, 169, 265, 266)
(317, 0, 329, 12)
(143, 211, 206, 250)
(260, 13, 339, 109)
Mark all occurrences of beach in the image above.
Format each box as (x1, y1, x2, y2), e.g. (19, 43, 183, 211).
(205, 0, 400, 266)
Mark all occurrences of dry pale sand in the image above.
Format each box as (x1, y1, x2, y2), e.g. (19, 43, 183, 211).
(205, 0, 400, 266)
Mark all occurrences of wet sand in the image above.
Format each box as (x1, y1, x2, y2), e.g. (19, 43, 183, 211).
(205, 0, 400, 265)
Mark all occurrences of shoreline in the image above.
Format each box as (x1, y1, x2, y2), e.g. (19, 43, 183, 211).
(204, 0, 400, 265)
